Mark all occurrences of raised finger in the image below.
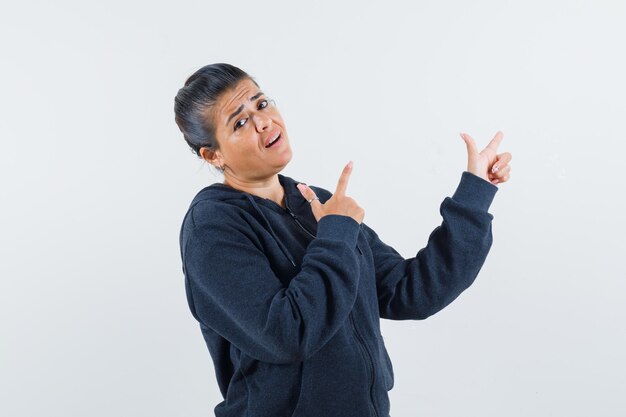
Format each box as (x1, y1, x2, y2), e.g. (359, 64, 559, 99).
(486, 131, 504, 153)
(335, 161, 353, 196)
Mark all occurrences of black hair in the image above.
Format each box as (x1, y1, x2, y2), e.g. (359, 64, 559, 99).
(174, 63, 256, 158)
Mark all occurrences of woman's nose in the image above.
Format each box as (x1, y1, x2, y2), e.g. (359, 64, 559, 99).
(253, 113, 272, 132)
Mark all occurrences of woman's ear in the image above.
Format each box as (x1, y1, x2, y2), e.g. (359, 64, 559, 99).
(199, 147, 223, 169)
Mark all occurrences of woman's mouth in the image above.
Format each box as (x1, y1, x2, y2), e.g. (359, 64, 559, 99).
(265, 134, 281, 148)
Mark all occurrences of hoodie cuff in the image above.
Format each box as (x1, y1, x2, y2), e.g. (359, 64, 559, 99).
(316, 214, 360, 248)
(451, 171, 498, 212)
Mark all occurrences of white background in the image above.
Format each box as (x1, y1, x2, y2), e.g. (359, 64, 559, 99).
(1, 1, 625, 416)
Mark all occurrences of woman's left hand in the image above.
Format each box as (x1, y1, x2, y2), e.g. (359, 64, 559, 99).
(460, 131, 512, 185)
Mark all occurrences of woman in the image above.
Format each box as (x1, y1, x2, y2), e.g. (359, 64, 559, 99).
(174, 63, 511, 417)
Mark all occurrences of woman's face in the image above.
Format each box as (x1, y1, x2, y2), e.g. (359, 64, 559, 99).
(206, 78, 293, 181)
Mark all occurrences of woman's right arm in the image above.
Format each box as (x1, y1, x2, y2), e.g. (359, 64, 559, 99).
(181, 208, 361, 365)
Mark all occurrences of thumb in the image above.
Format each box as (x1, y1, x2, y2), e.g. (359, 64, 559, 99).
(460, 132, 478, 157)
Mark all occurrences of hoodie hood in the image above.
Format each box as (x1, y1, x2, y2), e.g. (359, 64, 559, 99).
(185, 173, 319, 268)
(188, 173, 306, 210)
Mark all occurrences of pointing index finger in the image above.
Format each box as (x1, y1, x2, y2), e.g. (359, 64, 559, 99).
(486, 131, 504, 152)
(335, 161, 353, 196)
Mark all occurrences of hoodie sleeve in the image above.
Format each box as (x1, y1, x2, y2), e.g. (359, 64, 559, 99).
(362, 171, 498, 320)
(181, 208, 361, 365)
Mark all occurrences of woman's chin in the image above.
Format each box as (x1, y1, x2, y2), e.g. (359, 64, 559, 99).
(275, 142, 293, 164)
(276, 151, 293, 170)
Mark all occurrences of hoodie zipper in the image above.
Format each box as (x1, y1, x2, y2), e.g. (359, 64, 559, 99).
(284, 201, 317, 239)
(349, 312, 379, 417)
(284, 199, 364, 255)
(278, 188, 375, 416)
(284, 197, 374, 416)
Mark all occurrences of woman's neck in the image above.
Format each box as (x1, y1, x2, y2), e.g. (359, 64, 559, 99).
(223, 174, 286, 208)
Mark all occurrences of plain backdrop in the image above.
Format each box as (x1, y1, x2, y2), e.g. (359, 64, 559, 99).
(1, 1, 625, 416)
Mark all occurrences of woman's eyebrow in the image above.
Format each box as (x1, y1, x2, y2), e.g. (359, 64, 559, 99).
(226, 91, 265, 126)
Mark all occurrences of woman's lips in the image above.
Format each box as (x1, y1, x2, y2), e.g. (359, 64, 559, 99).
(265, 130, 281, 147)
(266, 134, 282, 148)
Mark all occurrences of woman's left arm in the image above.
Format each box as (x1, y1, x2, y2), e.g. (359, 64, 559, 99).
(366, 131, 512, 320)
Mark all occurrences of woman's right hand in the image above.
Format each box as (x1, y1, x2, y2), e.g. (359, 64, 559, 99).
(296, 161, 365, 225)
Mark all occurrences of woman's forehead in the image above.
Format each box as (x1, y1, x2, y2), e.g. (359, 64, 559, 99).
(216, 79, 264, 124)
(220, 80, 261, 110)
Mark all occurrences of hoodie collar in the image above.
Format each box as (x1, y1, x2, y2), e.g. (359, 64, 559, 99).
(189, 173, 310, 268)
(191, 173, 303, 209)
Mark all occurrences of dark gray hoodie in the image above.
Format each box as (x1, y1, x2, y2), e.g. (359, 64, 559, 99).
(179, 171, 497, 417)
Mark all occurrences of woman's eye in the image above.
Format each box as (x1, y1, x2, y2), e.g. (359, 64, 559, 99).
(234, 118, 246, 131)
(234, 100, 269, 131)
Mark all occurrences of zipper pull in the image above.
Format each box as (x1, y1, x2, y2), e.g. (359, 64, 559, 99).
(285, 205, 297, 219)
